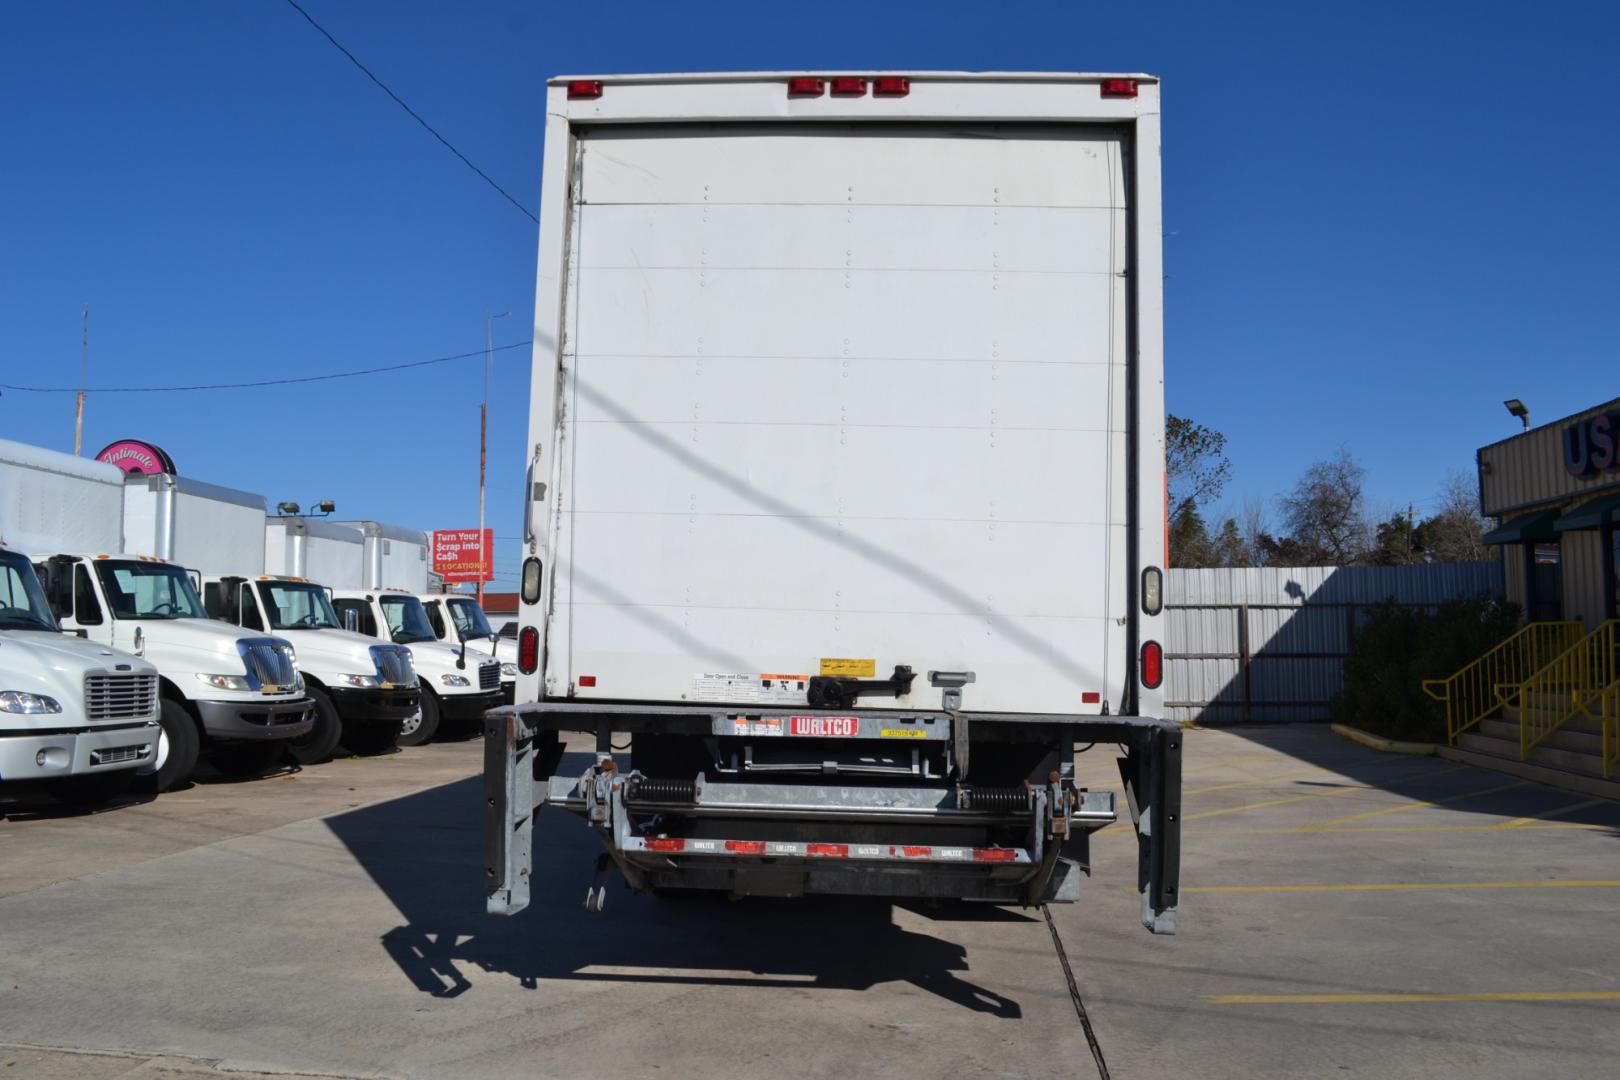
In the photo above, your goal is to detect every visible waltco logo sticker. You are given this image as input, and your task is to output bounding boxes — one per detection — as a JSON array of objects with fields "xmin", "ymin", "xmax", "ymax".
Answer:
[{"xmin": 789, "ymin": 715, "xmax": 859, "ymax": 737}]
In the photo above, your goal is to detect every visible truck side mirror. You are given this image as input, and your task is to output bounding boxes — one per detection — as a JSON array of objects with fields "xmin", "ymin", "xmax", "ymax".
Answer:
[{"xmin": 344, "ymin": 609, "xmax": 358, "ymax": 632}]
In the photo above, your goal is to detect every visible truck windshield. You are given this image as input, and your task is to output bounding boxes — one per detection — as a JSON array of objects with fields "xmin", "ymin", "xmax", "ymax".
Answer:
[
  {"xmin": 260, "ymin": 581, "xmax": 342, "ymax": 631},
  {"xmin": 94, "ymin": 561, "xmax": 207, "ymax": 620},
  {"xmin": 0, "ymin": 550, "xmax": 58, "ymax": 632},
  {"xmin": 444, "ymin": 598, "xmax": 495, "ymax": 640},
  {"xmin": 379, "ymin": 595, "xmax": 437, "ymax": 644}
]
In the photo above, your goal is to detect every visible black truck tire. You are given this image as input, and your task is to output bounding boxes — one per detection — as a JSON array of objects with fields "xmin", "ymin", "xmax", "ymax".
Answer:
[
  {"xmin": 210, "ymin": 741, "xmax": 288, "ymax": 779},
  {"xmin": 396, "ymin": 686, "xmax": 440, "ymax": 747},
  {"xmin": 133, "ymin": 697, "xmax": 201, "ymax": 794},
  {"xmin": 289, "ymin": 687, "xmax": 344, "ymax": 765}
]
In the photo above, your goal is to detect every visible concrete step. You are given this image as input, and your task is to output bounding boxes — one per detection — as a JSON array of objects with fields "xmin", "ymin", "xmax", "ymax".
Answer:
[
  {"xmin": 1438, "ymin": 745, "xmax": 1620, "ymax": 802},
  {"xmin": 1498, "ymin": 706, "xmax": 1603, "ymax": 735},
  {"xmin": 1477, "ymin": 717, "xmax": 1606, "ymax": 755},
  {"xmin": 1456, "ymin": 730, "xmax": 1523, "ymax": 759},
  {"xmin": 1529, "ymin": 743, "xmax": 1609, "ymax": 776}
]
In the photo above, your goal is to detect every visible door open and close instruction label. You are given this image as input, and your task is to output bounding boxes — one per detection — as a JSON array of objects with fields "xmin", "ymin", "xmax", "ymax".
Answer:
[{"xmin": 692, "ymin": 672, "xmax": 810, "ymax": 705}]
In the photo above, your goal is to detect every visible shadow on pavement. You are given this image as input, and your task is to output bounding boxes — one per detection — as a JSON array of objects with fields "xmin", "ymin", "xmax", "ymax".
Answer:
[{"xmin": 326, "ymin": 754, "xmax": 1024, "ymax": 1016}]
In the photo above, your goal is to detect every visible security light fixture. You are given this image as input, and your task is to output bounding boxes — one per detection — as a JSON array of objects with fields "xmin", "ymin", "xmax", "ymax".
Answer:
[
  {"xmin": 276, "ymin": 501, "xmax": 300, "ymax": 515},
  {"xmin": 1504, "ymin": 399, "xmax": 1530, "ymax": 431},
  {"xmin": 311, "ymin": 500, "xmax": 336, "ymax": 517}
]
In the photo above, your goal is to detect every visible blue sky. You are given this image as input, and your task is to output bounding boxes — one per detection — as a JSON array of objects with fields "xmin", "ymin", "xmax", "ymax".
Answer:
[{"xmin": 3, "ymin": 1, "xmax": 1617, "ymax": 585}]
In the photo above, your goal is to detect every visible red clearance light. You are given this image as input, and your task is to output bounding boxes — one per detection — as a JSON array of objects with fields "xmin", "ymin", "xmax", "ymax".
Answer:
[
  {"xmin": 644, "ymin": 838, "xmax": 685, "ymax": 853},
  {"xmin": 1100, "ymin": 78, "xmax": 1139, "ymax": 99},
  {"xmin": 567, "ymin": 80, "xmax": 604, "ymax": 100},
  {"xmin": 1141, "ymin": 640, "xmax": 1164, "ymax": 689},
  {"xmin": 518, "ymin": 625, "xmax": 539, "ymax": 674},
  {"xmin": 872, "ymin": 76, "xmax": 910, "ymax": 98},
  {"xmin": 973, "ymin": 848, "xmax": 1018, "ymax": 863},
  {"xmin": 829, "ymin": 77, "xmax": 867, "ymax": 97},
  {"xmin": 725, "ymin": 840, "xmax": 767, "ymax": 854},
  {"xmin": 807, "ymin": 842, "xmax": 849, "ymax": 858},
  {"xmin": 897, "ymin": 845, "xmax": 932, "ymax": 858},
  {"xmin": 787, "ymin": 77, "xmax": 824, "ymax": 98},
  {"xmin": 577, "ymin": 675, "xmax": 597, "ymax": 688},
  {"xmin": 1081, "ymin": 691, "xmax": 1101, "ymax": 704}
]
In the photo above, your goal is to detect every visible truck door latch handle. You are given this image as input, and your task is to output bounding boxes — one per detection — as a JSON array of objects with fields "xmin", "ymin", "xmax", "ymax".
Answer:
[{"xmin": 806, "ymin": 665, "xmax": 916, "ymax": 709}]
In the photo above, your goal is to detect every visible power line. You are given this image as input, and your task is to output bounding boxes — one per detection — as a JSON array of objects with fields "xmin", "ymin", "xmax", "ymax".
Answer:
[
  {"xmin": 282, "ymin": 0, "xmax": 539, "ymax": 225},
  {"xmin": 0, "ymin": 341, "xmax": 532, "ymax": 394}
]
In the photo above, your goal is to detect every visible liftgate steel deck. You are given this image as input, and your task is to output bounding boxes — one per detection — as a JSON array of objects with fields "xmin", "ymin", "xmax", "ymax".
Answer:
[{"xmin": 487, "ymin": 72, "xmax": 1180, "ymax": 933}]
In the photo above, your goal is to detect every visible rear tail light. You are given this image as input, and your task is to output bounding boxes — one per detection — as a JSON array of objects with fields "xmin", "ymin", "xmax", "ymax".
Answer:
[
  {"xmin": 644, "ymin": 838, "xmax": 685, "ymax": 853},
  {"xmin": 518, "ymin": 626, "xmax": 539, "ymax": 674},
  {"xmin": 1100, "ymin": 78, "xmax": 1139, "ymax": 99},
  {"xmin": 872, "ymin": 76, "xmax": 910, "ymax": 97},
  {"xmin": 725, "ymin": 840, "xmax": 767, "ymax": 854},
  {"xmin": 807, "ymin": 842, "xmax": 849, "ymax": 857},
  {"xmin": 973, "ymin": 848, "xmax": 1018, "ymax": 863},
  {"xmin": 787, "ymin": 77, "xmax": 824, "ymax": 98},
  {"xmin": 567, "ymin": 80, "xmax": 603, "ymax": 100},
  {"xmin": 1141, "ymin": 640, "xmax": 1163, "ymax": 690},
  {"xmin": 1142, "ymin": 566, "xmax": 1163, "ymax": 615},
  {"xmin": 829, "ymin": 77, "xmax": 866, "ymax": 97}
]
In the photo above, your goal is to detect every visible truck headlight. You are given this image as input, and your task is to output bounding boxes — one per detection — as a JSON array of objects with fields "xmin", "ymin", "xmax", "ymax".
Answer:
[
  {"xmin": 500, "ymin": 662, "xmax": 517, "ymax": 677},
  {"xmin": 439, "ymin": 674, "xmax": 471, "ymax": 687},
  {"xmin": 0, "ymin": 691, "xmax": 63, "ymax": 714},
  {"xmin": 340, "ymin": 674, "xmax": 381, "ymax": 688},
  {"xmin": 196, "ymin": 674, "xmax": 254, "ymax": 692}
]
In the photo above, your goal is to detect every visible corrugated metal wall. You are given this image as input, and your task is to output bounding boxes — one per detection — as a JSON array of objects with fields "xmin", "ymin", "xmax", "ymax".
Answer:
[
  {"xmin": 1479, "ymin": 397, "xmax": 1620, "ymax": 516},
  {"xmin": 1165, "ymin": 563, "xmax": 1504, "ymax": 725},
  {"xmin": 1561, "ymin": 529, "xmax": 1608, "ymax": 628}
]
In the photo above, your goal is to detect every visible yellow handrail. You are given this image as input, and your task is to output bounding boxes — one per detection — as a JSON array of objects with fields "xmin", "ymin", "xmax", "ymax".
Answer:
[
  {"xmin": 1578, "ymin": 680, "xmax": 1620, "ymax": 779},
  {"xmin": 1421, "ymin": 621, "xmax": 1583, "ymax": 744},
  {"xmin": 1506, "ymin": 620, "xmax": 1620, "ymax": 758}
]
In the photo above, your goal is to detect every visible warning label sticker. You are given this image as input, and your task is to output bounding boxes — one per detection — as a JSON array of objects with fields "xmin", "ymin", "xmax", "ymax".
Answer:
[
  {"xmin": 731, "ymin": 717, "xmax": 784, "ymax": 737},
  {"xmin": 691, "ymin": 673, "xmax": 809, "ymax": 706},
  {"xmin": 819, "ymin": 657, "xmax": 876, "ymax": 678},
  {"xmin": 879, "ymin": 728, "xmax": 928, "ymax": 739},
  {"xmin": 789, "ymin": 715, "xmax": 859, "ymax": 737}
]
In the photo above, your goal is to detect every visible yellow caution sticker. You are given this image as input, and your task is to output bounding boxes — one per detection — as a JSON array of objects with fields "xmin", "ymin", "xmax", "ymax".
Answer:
[
  {"xmin": 880, "ymin": 728, "xmax": 928, "ymax": 739},
  {"xmin": 819, "ymin": 657, "xmax": 876, "ymax": 677}
]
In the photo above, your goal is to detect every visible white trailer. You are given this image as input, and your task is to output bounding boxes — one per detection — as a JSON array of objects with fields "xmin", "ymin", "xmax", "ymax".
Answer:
[
  {"xmin": 122, "ymin": 473, "xmax": 267, "ymax": 574},
  {"xmin": 488, "ymin": 72, "xmax": 1180, "ymax": 929},
  {"xmin": 265, "ymin": 517, "xmax": 364, "ymax": 587},
  {"xmin": 332, "ymin": 521, "xmax": 429, "ymax": 594}
]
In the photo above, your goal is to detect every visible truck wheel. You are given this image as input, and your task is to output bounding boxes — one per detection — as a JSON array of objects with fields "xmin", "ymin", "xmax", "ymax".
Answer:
[
  {"xmin": 210, "ymin": 742, "xmax": 288, "ymax": 779},
  {"xmin": 47, "ymin": 769, "xmax": 137, "ymax": 806},
  {"xmin": 397, "ymin": 687, "xmax": 440, "ymax": 747},
  {"xmin": 340, "ymin": 720, "xmax": 400, "ymax": 756},
  {"xmin": 133, "ymin": 698, "xmax": 201, "ymax": 794},
  {"xmin": 289, "ymin": 688, "xmax": 344, "ymax": 765}
]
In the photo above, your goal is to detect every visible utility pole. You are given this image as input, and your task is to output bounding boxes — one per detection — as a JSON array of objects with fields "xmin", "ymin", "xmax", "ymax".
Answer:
[
  {"xmin": 479, "ymin": 310, "xmax": 510, "ymax": 606},
  {"xmin": 74, "ymin": 305, "xmax": 88, "ymax": 455}
]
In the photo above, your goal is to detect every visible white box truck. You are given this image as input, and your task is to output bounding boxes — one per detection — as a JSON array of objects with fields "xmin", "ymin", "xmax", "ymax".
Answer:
[
  {"xmin": 0, "ymin": 542, "xmax": 161, "ymax": 804},
  {"xmin": 330, "ymin": 588, "xmax": 503, "ymax": 742},
  {"xmin": 1, "ymin": 438, "xmax": 315, "ymax": 790},
  {"xmin": 418, "ymin": 592, "xmax": 517, "ymax": 703},
  {"xmin": 488, "ymin": 72, "xmax": 1180, "ymax": 929},
  {"xmin": 331, "ymin": 521, "xmax": 430, "ymax": 595}
]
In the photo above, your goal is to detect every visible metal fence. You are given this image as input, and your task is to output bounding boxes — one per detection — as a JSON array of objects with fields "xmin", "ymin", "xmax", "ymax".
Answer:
[{"xmin": 1165, "ymin": 564, "xmax": 1504, "ymax": 725}]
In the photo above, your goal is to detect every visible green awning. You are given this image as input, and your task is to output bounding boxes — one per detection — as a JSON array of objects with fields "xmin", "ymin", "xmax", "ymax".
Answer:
[
  {"xmin": 1555, "ymin": 493, "xmax": 1620, "ymax": 533},
  {"xmin": 1482, "ymin": 508, "xmax": 1560, "ymax": 545}
]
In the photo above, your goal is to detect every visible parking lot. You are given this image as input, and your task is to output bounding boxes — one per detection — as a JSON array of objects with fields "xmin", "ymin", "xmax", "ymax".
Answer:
[{"xmin": 3, "ymin": 725, "xmax": 1618, "ymax": 1080}]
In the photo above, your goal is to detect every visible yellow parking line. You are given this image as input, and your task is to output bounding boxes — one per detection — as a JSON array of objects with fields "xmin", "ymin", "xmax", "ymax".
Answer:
[
  {"xmin": 1183, "ymin": 765, "xmax": 1459, "ymax": 822},
  {"xmin": 1502, "ymin": 796, "xmax": 1611, "ymax": 828},
  {"xmin": 1208, "ymin": 990, "xmax": 1620, "ymax": 1005},
  {"xmin": 1306, "ymin": 778, "xmax": 1530, "ymax": 829},
  {"xmin": 1183, "ymin": 880, "xmax": 1620, "ymax": 895}
]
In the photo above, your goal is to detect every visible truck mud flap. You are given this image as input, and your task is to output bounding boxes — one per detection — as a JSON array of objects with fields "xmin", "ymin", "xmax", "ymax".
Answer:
[{"xmin": 1118, "ymin": 724, "xmax": 1181, "ymax": 934}]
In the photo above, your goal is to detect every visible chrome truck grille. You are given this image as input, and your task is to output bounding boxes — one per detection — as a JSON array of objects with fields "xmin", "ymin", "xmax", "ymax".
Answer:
[
  {"xmin": 372, "ymin": 645, "xmax": 416, "ymax": 686},
  {"xmin": 240, "ymin": 640, "xmax": 298, "ymax": 690},
  {"xmin": 479, "ymin": 660, "xmax": 500, "ymax": 691},
  {"xmin": 83, "ymin": 673, "xmax": 159, "ymax": 721}
]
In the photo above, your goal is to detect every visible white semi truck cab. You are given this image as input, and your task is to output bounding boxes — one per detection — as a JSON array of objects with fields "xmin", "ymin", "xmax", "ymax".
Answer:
[
  {"xmin": 35, "ymin": 553, "xmax": 314, "ymax": 790},
  {"xmin": 0, "ymin": 545, "xmax": 161, "ymax": 804},
  {"xmin": 418, "ymin": 593, "xmax": 516, "ymax": 705},
  {"xmin": 203, "ymin": 575, "xmax": 421, "ymax": 758},
  {"xmin": 330, "ymin": 588, "xmax": 502, "ymax": 743}
]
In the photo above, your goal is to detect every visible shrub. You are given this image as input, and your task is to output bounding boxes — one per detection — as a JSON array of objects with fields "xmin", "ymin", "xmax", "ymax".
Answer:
[{"xmin": 1331, "ymin": 594, "xmax": 1522, "ymax": 742}]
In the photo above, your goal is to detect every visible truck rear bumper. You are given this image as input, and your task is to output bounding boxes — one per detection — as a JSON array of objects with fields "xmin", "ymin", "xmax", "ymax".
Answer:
[
  {"xmin": 194, "ymin": 696, "xmax": 315, "ymax": 741},
  {"xmin": 0, "ymin": 720, "xmax": 160, "ymax": 782},
  {"xmin": 484, "ymin": 702, "xmax": 1181, "ymax": 932}
]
